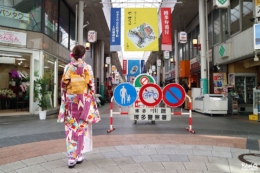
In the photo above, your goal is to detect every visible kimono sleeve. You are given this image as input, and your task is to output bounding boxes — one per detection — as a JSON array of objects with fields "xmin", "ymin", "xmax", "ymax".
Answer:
[
  {"xmin": 86, "ymin": 65, "xmax": 95, "ymax": 96},
  {"xmin": 57, "ymin": 64, "xmax": 71, "ymax": 123}
]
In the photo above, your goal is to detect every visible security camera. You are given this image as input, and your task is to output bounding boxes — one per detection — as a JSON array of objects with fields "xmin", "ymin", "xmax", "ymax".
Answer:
[
  {"xmin": 254, "ymin": 54, "xmax": 259, "ymax": 61},
  {"xmin": 249, "ymin": 18, "xmax": 255, "ymax": 23},
  {"xmin": 217, "ymin": 65, "xmax": 220, "ymax": 70},
  {"xmin": 83, "ymin": 21, "xmax": 90, "ymax": 28}
]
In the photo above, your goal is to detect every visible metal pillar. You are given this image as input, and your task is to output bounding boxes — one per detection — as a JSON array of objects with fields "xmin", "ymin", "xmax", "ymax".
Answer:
[
  {"xmin": 205, "ymin": 0, "xmax": 210, "ymax": 93},
  {"xmin": 100, "ymin": 41, "xmax": 105, "ymax": 98},
  {"xmin": 174, "ymin": 30, "xmax": 179, "ymax": 84},
  {"xmin": 199, "ymin": 0, "xmax": 208, "ymax": 94},
  {"xmin": 78, "ymin": 1, "xmax": 84, "ymax": 45},
  {"xmin": 157, "ymin": 58, "xmax": 160, "ymax": 85}
]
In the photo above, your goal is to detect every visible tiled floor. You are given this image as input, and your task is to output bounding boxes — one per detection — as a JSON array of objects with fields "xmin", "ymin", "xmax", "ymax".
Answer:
[{"xmin": 0, "ymin": 103, "xmax": 259, "ymax": 172}]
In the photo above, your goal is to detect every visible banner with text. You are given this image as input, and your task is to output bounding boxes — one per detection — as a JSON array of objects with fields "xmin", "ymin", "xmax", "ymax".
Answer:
[
  {"xmin": 160, "ymin": 8, "xmax": 172, "ymax": 51},
  {"xmin": 122, "ymin": 60, "xmax": 127, "ymax": 75},
  {"xmin": 110, "ymin": 8, "xmax": 121, "ymax": 51},
  {"xmin": 127, "ymin": 60, "xmax": 140, "ymax": 76},
  {"xmin": 124, "ymin": 8, "xmax": 158, "ymax": 51}
]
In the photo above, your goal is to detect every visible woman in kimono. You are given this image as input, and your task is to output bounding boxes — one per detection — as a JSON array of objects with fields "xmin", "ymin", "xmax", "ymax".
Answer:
[{"xmin": 57, "ymin": 45, "xmax": 100, "ymax": 168}]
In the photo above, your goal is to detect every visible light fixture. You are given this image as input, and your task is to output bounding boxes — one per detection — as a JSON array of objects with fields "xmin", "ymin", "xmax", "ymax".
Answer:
[
  {"xmin": 105, "ymin": 64, "xmax": 108, "ymax": 67},
  {"xmin": 254, "ymin": 54, "xmax": 259, "ymax": 61},
  {"xmin": 59, "ymin": 65, "xmax": 65, "ymax": 68},
  {"xmin": 0, "ymin": 54, "xmax": 21, "ymax": 57},
  {"xmin": 170, "ymin": 57, "xmax": 174, "ymax": 63},
  {"xmin": 16, "ymin": 58, "xmax": 26, "ymax": 61},
  {"xmin": 44, "ymin": 66, "xmax": 49, "ymax": 68},
  {"xmin": 86, "ymin": 42, "xmax": 90, "ymax": 50},
  {"xmin": 154, "ymin": 71, "xmax": 157, "ymax": 75},
  {"xmin": 47, "ymin": 60, "xmax": 54, "ymax": 64},
  {"xmin": 192, "ymin": 39, "xmax": 201, "ymax": 50}
]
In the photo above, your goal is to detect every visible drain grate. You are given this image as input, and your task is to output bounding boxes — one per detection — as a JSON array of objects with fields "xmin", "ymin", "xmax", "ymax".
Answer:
[{"xmin": 238, "ymin": 153, "xmax": 260, "ymax": 168}]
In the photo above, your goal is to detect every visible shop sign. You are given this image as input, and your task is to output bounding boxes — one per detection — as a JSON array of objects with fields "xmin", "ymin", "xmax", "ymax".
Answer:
[
  {"xmin": 254, "ymin": 24, "xmax": 260, "ymax": 49},
  {"xmin": 178, "ymin": 31, "xmax": 187, "ymax": 44},
  {"xmin": 106, "ymin": 57, "xmax": 111, "ymax": 64},
  {"xmin": 190, "ymin": 57, "xmax": 200, "ymax": 74},
  {"xmin": 152, "ymin": 65, "xmax": 156, "ymax": 71},
  {"xmin": 219, "ymin": 43, "xmax": 230, "ymax": 58},
  {"xmin": 163, "ymin": 51, "xmax": 169, "ymax": 59},
  {"xmin": 157, "ymin": 59, "xmax": 161, "ymax": 67},
  {"xmin": 122, "ymin": 60, "xmax": 127, "ymax": 75},
  {"xmin": 213, "ymin": 0, "xmax": 230, "ymax": 8},
  {"xmin": 0, "ymin": 29, "xmax": 26, "ymax": 45},
  {"xmin": 88, "ymin": 30, "xmax": 97, "ymax": 43},
  {"xmin": 0, "ymin": 7, "xmax": 29, "ymax": 22}
]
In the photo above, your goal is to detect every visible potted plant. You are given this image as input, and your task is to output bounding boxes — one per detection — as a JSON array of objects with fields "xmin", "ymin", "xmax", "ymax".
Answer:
[{"xmin": 34, "ymin": 71, "xmax": 53, "ymax": 120}]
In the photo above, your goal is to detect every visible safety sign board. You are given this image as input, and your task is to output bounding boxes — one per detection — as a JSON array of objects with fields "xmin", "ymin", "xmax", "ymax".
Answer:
[
  {"xmin": 114, "ymin": 83, "xmax": 137, "ymax": 107},
  {"xmin": 133, "ymin": 74, "xmax": 155, "ymax": 88},
  {"xmin": 139, "ymin": 83, "xmax": 162, "ymax": 107},
  {"xmin": 129, "ymin": 108, "xmax": 171, "ymax": 121},
  {"xmin": 162, "ymin": 83, "xmax": 186, "ymax": 107}
]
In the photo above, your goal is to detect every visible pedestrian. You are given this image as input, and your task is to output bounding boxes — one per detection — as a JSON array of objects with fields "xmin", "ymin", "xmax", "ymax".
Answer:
[
  {"xmin": 57, "ymin": 45, "xmax": 101, "ymax": 168},
  {"xmin": 181, "ymin": 81, "xmax": 189, "ymax": 109}
]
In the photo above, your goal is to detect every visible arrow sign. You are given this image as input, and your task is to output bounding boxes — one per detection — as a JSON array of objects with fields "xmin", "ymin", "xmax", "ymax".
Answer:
[{"xmin": 162, "ymin": 83, "xmax": 186, "ymax": 107}]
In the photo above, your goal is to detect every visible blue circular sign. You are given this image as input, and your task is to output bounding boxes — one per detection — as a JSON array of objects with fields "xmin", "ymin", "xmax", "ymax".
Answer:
[
  {"xmin": 162, "ymin": 83, "xmax": 186, "ymax": 107},
  {"xmin": 114, "ymin": 83, "xmax": 137, "ymax": 107}
]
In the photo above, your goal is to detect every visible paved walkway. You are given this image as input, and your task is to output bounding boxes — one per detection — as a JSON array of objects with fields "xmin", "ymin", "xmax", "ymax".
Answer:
[{"xmin": 0, "ymin": 103, "xmax": 260, "ymax": 173}]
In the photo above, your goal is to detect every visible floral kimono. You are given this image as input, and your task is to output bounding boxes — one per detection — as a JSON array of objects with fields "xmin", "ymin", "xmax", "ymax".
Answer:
[{"xmin": 57, "ymin": 61, "xmax": 100, "ymax": 160}]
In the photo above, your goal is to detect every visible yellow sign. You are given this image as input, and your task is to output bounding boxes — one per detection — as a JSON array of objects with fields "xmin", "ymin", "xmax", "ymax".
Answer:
[
  {"xmin": 256, "ymin": 0, "xmax": 260, "ymax": 6},
  {"xmin": 124, "ymin": 8, "xmax": 158, "ymax": 51}
]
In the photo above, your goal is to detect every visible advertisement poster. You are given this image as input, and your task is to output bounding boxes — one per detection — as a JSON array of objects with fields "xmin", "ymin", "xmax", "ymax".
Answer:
[
  {"xmin": 160, "ymin": 8, "xmax": 172, "ymax": 51},
  {"xmin": 254, "ymin": 24, "xmax": 260, "ymax": 49},
  {"xmin": 124, "ymin": 8, "xmax": 158, "ymax": 51},
  {"xmin": 127, "ymin": 60, "xmax": 140, "ymax": 76},
  {"xmin": 213, "ymin": 73, "xmax": 227, "ymax": 95},
  {"xmin": 110, "ymin": 8, "xmax": 121, "ymax": 51}
]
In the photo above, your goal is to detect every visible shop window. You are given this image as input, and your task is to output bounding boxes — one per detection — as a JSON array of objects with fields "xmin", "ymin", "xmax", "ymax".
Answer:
[
  {"xmin": 44, "ymin": 0, "xmax": 58, "ymax": 41},
  {"xmin": 0, "ymin": 0, "xmax": 42, "ymax": 31},
  {"xmin": 59, "ymin": 0, "xmax": 69, "ymax": 48},
  {"xmin": 230, "ymin": 0, "xmax": 240, "ymax": 35},
  {"xmin": 192, "ymin": 29, "xmax": 197, "ymax": 57},
  {"xmin": 242, "ymin": 0, "xmax": 253, "ymax": 31},
  {"xmin": 221, "ymin": 9, "xmax": 229, "ymax": 41},
  {"xmin": 43, "ymin": 53, "xmax": 55, "ymax": 109},
  {"xmin": 57, "ymin": 60, "xmax": 67, "ymax": 105},
  {"xmin": 70, "ymin": 13, "xmax": 76, "ymax": 51},
  {"xmin": 213, "ymin": 9, "xmax": 220, "ymax": 45}
]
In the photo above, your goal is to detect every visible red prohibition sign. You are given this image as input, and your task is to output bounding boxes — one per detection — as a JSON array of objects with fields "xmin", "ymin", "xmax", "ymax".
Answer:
[
  {"xmin": 139, "ymin": 83, "xmax": 162, "ymax": 107},
  {"xmin": 162, "ymin": 83, "xmax": 186, "ymax": 107},
  {"xmin": 140, "ymin": 76, "xmax": 149, "ymax": 86}
]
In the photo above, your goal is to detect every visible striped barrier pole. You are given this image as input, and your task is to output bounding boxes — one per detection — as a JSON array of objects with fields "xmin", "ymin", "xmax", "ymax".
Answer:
[
  {"xmin": 107, "ymin": 96, "xmax": 115, "ymax": 133},
  {"xmin": 186, "ymin": 95, "xmax": 195, "ymax": 133}
]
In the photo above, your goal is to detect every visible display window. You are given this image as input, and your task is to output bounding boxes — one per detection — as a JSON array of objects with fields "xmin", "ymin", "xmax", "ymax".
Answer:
[{"xmin": 0, "ymin": 51, "xmax": 31, "ymax": 114}]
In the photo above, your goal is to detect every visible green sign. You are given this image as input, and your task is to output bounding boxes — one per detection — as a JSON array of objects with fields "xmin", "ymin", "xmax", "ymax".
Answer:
[
  {"xmin": 219, "ymin": 45, "xmax": 225, "ymax": 57},
  {"xmin": 134, "ymin": 74, "xmax": 155, "ymax": 88},
  {"xmin": 218, "ymin": 0, "xmax": 227, "ymax": 5}
]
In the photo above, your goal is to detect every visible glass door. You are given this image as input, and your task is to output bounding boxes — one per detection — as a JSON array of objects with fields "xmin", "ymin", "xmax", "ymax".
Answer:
[
  {"xmin": 235, "ymin": 76, "xmax": 245, "ymax": 104},
  {"xmin": 246, "ymin": 77, "xmax": 255, "ymax": 104}
]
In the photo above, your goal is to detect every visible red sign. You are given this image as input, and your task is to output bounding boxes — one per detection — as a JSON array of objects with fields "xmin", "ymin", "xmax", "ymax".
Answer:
[
  {"xmin": 139, "ymin": 83, "xmax": 162, "ymax": 107},
  {"xmin": 161, "ymin": 8, "xmax": 172, "ymax": 51},
  {"xmin": 162, "ymin": 83, "xmax": 186, "ymax": 107},
  {"xmin": 122, "ymin": 60, "xmax": 127, "ymax": 75},
  {"xmin": 140, "ymin": 76, "xmax": 149, "ymax": 86}
]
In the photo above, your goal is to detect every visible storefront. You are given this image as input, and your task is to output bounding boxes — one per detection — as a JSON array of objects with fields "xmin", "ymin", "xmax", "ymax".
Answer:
[{"xmin": 0, "ymin": 28, "xmax": 68, "ymax": 116}]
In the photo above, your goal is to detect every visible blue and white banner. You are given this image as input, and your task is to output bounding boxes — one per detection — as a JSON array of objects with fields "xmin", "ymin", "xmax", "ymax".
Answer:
[
  {"xmin": 141, "ymin": 60, "xmax": 145, "ymax": 73},
  {"xmin": 127, "ymin": 60, "xmax": 140, "ymax": 76},
  {"xmin": 110, "ymin": 8, "xmax": 121, "ymax": 51}
]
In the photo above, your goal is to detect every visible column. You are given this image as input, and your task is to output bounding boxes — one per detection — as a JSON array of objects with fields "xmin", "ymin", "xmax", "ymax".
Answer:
[
  {"xmin": 100, "ymin": 41, "xmax": 105, "ymax": 98},
  {"xmin": 78, "ymin": 1, "xmax": 84, "ymax": 45},
  {"xmin": 53, "ymin": 59, "xmax": 58, "ymax": 107},
  {"xmin": 94, "ymin": 42, "xmax": 100, "ymax": 94},
  {"xmin": 199, "ymin": 0, "xmax": 208, "ymax": 94},
  {"xmin": 174, "ymin": 30, "xmax": 179, "ymax": 84}
]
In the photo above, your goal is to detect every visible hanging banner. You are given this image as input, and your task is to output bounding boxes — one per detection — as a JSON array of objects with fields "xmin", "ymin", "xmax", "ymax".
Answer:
[
  {"xmin": 141, "ymin": 60, "xmax": 145, "ymax": 73},
  {"xmin": 122, "ymin": 60, "xmax": 127, "ymax": 75},
  {"xmin": 127, "ymin": 60, "xmax": 140, "ymax": 76},
  {"xmin": 110, "ymin": 8, "xmax": 121, "ymax": 51},
  {"xmin": 124, "ymin": 8, "xmax": 158, "ymax": 51},
  {"xmin": 160, "ymin": 8, "xmax": 172, "ymax": 51}
]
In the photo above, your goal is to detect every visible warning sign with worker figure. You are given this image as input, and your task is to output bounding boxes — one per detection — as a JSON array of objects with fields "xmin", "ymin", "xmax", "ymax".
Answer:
[{"xmin": 114, "ymin": 83, "xmax": 137, "ymax": 107}]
